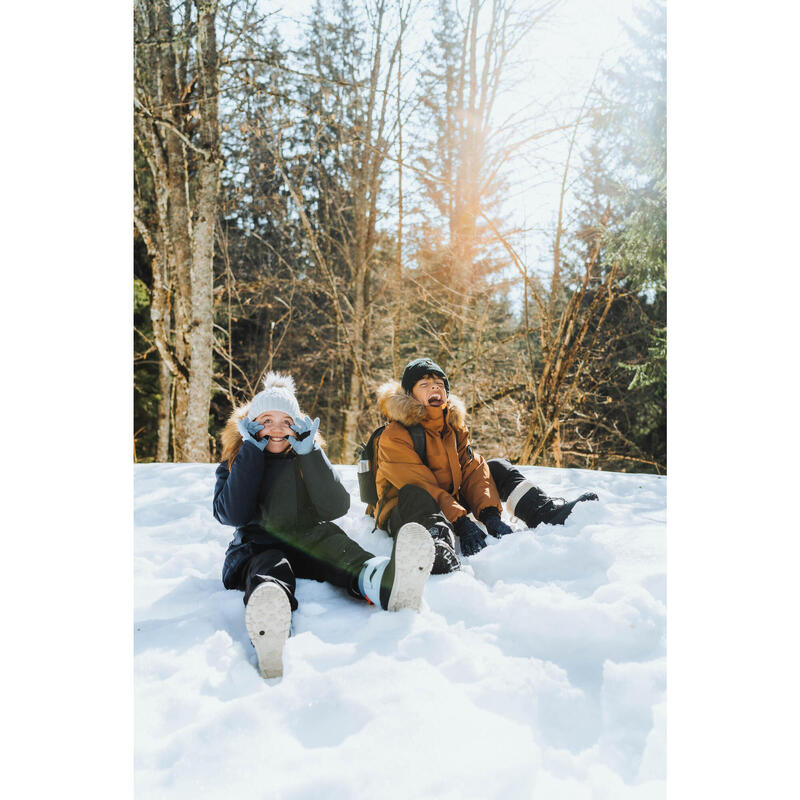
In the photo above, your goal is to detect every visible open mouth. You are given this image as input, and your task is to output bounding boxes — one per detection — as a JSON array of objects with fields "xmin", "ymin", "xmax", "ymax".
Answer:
[{"xmin": 427, "ymin": 394, "xmax": 444, "ymax": 407}]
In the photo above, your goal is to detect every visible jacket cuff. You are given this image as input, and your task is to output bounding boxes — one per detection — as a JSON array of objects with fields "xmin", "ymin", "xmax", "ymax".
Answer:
[
  {"xmin": 478, "ymin": 506, "xmax": 501, "ymax": 523},
  {"xmin": 441, "ymin": 498, "xmax": 468, "ymax": 524},
  {"xmin": 452, "ymin": 514, "xmax": 470, "ymax": 536},
  {"xmin": 239, "ymin": 438, "xmax": 266, "ymax": 457}
]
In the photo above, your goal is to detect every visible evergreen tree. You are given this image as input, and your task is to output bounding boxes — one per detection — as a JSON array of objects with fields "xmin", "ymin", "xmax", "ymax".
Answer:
[
  {"xmin": 566, "ymin": 0, "xmax": 667, "ymax": 471},
  {"xmin": 589, "ymin": 0, "xmax": 666, "ymax": 387}
]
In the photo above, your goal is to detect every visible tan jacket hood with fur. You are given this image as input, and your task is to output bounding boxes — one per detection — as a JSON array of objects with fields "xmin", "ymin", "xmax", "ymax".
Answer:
[{"xmin": 376, "ymin": 380, "xmax": 467, "ymax": 431}]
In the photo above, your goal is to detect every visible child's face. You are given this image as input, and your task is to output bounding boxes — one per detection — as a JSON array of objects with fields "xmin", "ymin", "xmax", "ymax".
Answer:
[
  {"xmin": 253, "ymin": 410, "xmax": 294, "ymax": 453},
  {"xmin": 411, "ymin": 374, "xmax": 447, "ymax": 408}
]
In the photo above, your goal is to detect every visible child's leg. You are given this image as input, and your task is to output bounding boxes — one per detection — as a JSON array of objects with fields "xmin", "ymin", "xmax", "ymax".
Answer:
[
  {"xmin": 386, "ymin": 484, "xmax": 460, "ymax": 574},
  {"xmin": 242, "ymin": 548, "xmax": 297, "ymax": 609},
  {"xmin": 241, "ymin": 549, "xmax": 294, "ymax": 679},
  {"xmin": 287, "ymin": 522, "xmax": 375, "ymax": 598},
  {"xmin": 487, "ymin": 458, "xmax": 598, "ymax": 528},
  {"xmin": 487, "ymin": 458, "xmax": 534, "ymax": 502},
  {"xmin": 289, "ymin": 520, "xmax": 434, "ymax": 612}
]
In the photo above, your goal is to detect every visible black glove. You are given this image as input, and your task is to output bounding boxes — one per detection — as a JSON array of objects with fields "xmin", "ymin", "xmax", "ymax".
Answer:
[
  {"xmin": 453, "ymin": 515, "xmax": 487, "ymax": 556},
  {"xmin": 479, "ymin": 507, "xmax": 512, "ymax": 538}
]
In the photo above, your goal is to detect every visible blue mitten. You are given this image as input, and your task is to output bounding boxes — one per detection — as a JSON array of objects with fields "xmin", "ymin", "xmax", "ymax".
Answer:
[
  {"xmin": 479, "ymin": 507, "xmax": 513, "ymax": 538},
  {"xmin": 453, "ymin": 515, "xmax": 487, "ymax": 556},
  {"xmin": 237, "ymin": 418, "xmax": 267, "ymax": 451},
  {"xmin": 289, "ymin": 415, "xmax": 320, "ymax": 455}
]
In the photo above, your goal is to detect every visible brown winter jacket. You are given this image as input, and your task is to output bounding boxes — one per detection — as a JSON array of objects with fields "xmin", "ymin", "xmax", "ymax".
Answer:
[{"xmin": 373, "ymin": 380, "xmax": 501, "ymax": 528}]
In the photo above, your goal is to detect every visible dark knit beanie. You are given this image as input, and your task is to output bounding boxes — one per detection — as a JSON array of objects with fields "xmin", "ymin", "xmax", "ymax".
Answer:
[{"xmin": 401, "ymin": 357, "xmax": 450, "ymax": 396}]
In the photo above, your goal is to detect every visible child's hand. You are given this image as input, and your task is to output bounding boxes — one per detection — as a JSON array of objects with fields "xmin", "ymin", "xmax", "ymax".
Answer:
[
  {"xmin": 479, "ymin": 507, "xmax": 513, "ymax": 538},
  {"xmin": 237, "ymin": 418, "xmax": 268, "ymax": 451},
  {"xmin": 289, "ymin": 416, "xmax": 319, "ymax": 455},
  {"xmin": 453, "ymin": 516, "xmax": 487, "ymax": 556}
]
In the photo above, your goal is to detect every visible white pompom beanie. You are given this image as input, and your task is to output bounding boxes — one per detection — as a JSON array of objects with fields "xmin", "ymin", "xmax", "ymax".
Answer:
[{"xmin": 247, "ymin": 372, "xmax": 302, "ymax": 421}]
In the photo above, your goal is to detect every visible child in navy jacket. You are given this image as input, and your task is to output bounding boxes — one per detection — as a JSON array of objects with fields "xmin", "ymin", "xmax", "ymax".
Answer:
[{"xmin": 213, "ymin": 372, "xmax": 434, "ymax": 679}]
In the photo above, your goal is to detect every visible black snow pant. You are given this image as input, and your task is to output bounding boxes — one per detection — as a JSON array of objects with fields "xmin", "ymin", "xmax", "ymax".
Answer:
[
  {"xmin": 387, "ymin": 465, "xmax": 529, "ymax": 533},
  {"xmin": 487, "ymin": 458, "xmax": 530, "ymax": 502},
  {"xmin": 235, "ymin": 522, "xmax": 373, "ymax": 609},
  {"xmin": 487, "ymin": 457, "xmax": 598, "ymax": 527},
  {"xmin": 386, "ymin": 484, "xmax": 451, "ymax": 538},
  {"xmin": 386, "ymin": 484, "xmax": 460, "ymax": 574}
]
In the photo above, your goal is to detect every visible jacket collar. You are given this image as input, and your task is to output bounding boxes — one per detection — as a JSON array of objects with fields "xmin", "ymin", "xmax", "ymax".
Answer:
[{"xmin": 376, "ymin": 380, "xmax": 467, "ymax": 429}]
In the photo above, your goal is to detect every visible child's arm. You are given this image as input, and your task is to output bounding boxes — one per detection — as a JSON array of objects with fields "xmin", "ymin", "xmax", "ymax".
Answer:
[
  {"xmin": 456, "ymin": 427, "xmax": 502, "ymax": 517},
  {"xmin": 296, "ymin": 447, "xmax": 351, "ymax": 521},
  {"xmin": 378, "ymin": 425, "xmax": 469, "ymax": 523},
  {"xmin": 212, "ymin": 441, "xmax": 266, "ymax": 527}
]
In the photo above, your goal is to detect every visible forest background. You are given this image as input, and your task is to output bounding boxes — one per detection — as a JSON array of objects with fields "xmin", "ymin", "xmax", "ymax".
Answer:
[
  {"xmin": 133, "ymin": 0, "xmax": 666, "ymax": 472},
  {"xmin": 9, "ymin": 3, "xmax": 800, "ymax": 797}
]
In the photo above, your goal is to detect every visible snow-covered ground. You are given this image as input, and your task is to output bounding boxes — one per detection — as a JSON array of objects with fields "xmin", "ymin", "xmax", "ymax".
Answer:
[{"xmin": 134, "ymin": 464, "xmax": 666, "ymax": 799}]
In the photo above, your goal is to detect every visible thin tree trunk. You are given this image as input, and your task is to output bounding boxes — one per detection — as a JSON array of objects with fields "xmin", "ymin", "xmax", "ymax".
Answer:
[
  {"xmin": 156, "ymin": 356, "xmax": 172, "ymax": 462},
  {"xmin": 153, "ymin": 0, "xmax": 194, "ymax": 454},
  {"xmin": 183, "ymin": 0, "xmax": 220, "ymax": 462},
  {"xmin": 392, "ymin": 16, "xmax": 404, "ymax": 378}
]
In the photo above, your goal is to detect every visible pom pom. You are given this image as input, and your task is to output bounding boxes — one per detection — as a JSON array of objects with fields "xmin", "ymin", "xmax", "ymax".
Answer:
[{"xmin": 262, "ymin": 372, "xmax": 296, "ymax": 394}]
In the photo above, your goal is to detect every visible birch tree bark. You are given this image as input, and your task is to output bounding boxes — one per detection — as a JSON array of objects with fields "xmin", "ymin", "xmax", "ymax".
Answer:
[
  {"xmin": 134, "ymin": 0, "xmax": 220, "ymax": 462},
  {"xmin": 157, "ymin": 358, "xmax": 172, "ymax": 462},
  {"xmin": 182, "ymin": 0, "xmax": 220, "ymax": 461}
]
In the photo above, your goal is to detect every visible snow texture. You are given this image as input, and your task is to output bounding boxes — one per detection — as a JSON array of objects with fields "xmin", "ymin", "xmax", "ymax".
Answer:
[{"xmin": 135, "ymin": 463, "xmax": 666, "ymax": 799}]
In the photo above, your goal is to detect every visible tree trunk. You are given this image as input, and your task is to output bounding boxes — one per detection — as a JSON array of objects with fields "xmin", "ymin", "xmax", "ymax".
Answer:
[
  {"xmin": 182, "ymin": 0, "xmax": 220, "ymax": 462},
  {"xmin": 341, "ymin": 282, "xmax": 365, "ymax": 460},
  {"xmin": 156, "ymin": 356, "xmax": 172, "ymax": 462},
  {"xmin": 154, "ymin": 0, "xmax": 194, "ymax": 454}
]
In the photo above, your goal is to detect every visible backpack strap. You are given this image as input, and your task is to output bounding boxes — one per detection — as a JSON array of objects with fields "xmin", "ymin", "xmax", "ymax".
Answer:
[{"xmin": 406, "ymin": 424, "xmax": 426, "ymax": 464}]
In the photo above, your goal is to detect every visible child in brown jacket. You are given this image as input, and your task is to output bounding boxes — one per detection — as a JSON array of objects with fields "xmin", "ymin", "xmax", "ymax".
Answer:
[{"xmin": 371, "ymin": 358, "xmax": 598, "ymax": 573}]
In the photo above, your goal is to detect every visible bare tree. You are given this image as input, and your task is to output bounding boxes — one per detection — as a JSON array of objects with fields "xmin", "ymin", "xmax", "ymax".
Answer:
[
  {"xmin": 262, "ymin": 0, "xmax": 418, "ymax": 459},
  {"xmin": 411, "ymin": 0, "xmax": 559, "ymax": 380},
  {"xmin": 134, "ymin": 0, "xmax": 221, "ymax": 461}
]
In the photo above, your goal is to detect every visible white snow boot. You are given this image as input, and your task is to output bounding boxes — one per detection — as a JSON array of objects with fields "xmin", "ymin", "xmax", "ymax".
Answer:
[
  {"xmin": 244, "ymin": 581, "xmax": 292, "ymax": 679},
  {"xmin": 359, "ymin": 522, "xmax": 435, "ymax": 611}
]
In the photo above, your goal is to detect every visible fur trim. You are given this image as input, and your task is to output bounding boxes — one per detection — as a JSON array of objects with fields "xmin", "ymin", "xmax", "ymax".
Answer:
[
  {"xmin": 220, "ymin": 404, "xmax": 251, "ymax": 469},
  {"xmin": 376, "ymin": 380, "xmax": 467, "ymax": 429},
  {"xmin": 219, "ymin": 401, "xmax": 325, "ymax": 469}
]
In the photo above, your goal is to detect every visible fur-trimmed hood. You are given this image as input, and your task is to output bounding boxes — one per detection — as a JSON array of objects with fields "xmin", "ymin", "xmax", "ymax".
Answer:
[
  {"xmin": 219, "ymin": 403, "xmax": 324, "ymax": 469},
  {"xmin": 376, "ymin": 380, "xmax": 467, "ymax": 429}
]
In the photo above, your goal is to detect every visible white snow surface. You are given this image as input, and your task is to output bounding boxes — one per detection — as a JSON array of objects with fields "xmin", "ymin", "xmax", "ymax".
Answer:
[{"xmin": 135, "ymin": 463, "xmax": 666, "ymax": 799}]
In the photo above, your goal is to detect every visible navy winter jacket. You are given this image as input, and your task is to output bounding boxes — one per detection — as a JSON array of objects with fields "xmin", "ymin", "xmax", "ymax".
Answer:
[{"xmin": 213, "ymin": 440, "xmax": 350, "ymax": 587}]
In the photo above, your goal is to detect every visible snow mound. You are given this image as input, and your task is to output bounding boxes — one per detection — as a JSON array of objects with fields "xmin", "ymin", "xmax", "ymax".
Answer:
[{"xmin": 135, "ymin": 463, "xmax": 666, "ymax": 799}]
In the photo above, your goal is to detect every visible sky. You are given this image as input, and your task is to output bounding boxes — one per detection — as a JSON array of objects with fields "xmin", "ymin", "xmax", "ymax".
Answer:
[
  {"xmin": 489, "ymin": 0, "xmax": 642, "ymax": 271},
  {"xmin": 265, "ymin": 0, "xmax": 643, "ymax": 282}
]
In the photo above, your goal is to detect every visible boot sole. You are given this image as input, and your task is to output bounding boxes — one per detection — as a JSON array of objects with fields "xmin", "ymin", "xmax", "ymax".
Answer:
[
  {"xmin": 387, "ymin": 523, "xmax": 435, "ymax": 612},
  {"xmin": 244, "ymin": 582, "xmax": 292, "ymax": 679}
]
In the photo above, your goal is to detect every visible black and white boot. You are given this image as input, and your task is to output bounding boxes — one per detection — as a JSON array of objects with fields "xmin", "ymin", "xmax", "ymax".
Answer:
[
  {"xmin": 244, "ymin": 581, "xmax": 292, "ymax": 679},
  {"xmin": 359, "ymin": 522, "xmax": 435, "ymax": 611},
  {"xmin": 506, "ymin": 481, "xmax": 599, "ymax": 528},
  {"xmin": 428, "ymin": 521, "xmax": 461, "ymax": 574}
]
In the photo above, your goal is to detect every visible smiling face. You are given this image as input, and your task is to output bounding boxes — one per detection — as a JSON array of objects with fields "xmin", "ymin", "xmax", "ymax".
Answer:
[
  {"xmin": 253, "ymin": 410, "xmax": 295, "ymax": 453},
  {"xmin": 411, "ymin": 374, "xmax": 447, "ymax": 408}
]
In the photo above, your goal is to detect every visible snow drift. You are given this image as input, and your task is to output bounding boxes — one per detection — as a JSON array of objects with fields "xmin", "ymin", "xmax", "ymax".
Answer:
[{"xmin": 134, "ymin": 463, "xmax": 666, "ymax": 799}]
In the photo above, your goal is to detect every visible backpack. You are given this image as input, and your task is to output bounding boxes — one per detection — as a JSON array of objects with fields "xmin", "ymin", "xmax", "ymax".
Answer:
[{"xmin": 356, "ymin": 423, "xmax": 426, "ymax": 509}]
